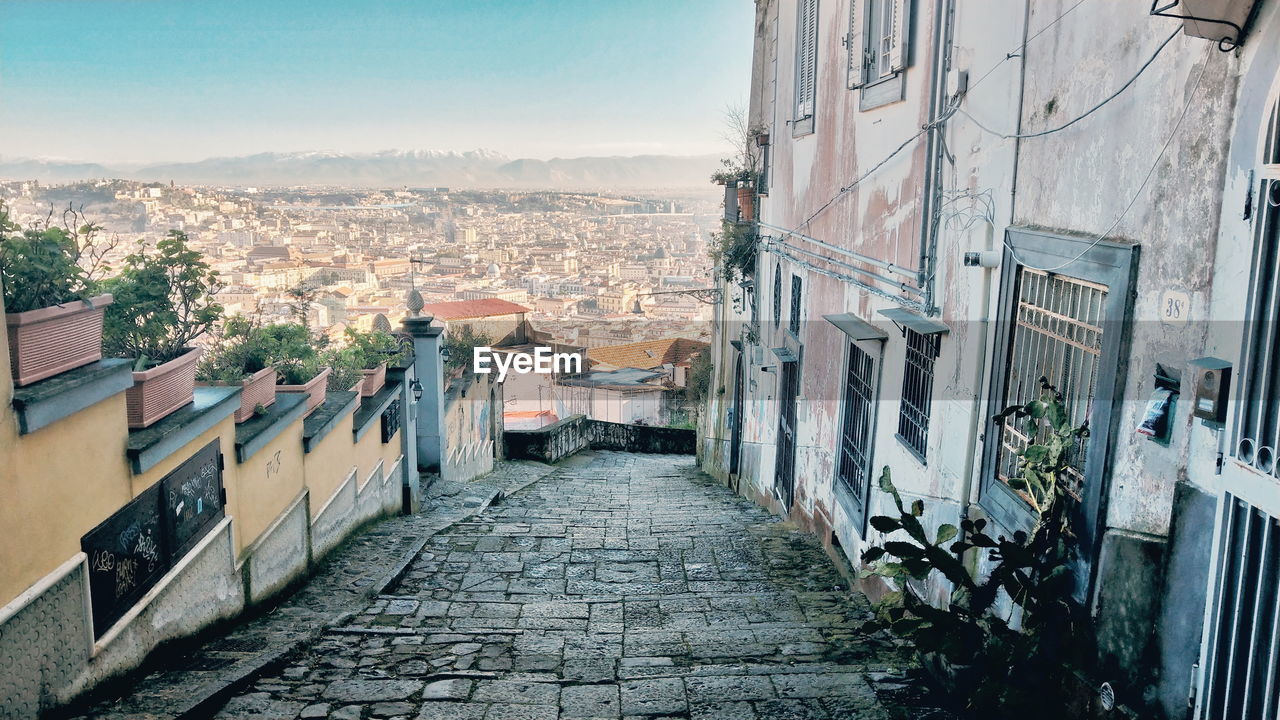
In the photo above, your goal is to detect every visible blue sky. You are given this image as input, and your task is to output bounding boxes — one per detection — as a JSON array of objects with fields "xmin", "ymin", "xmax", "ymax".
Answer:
[{"xmin": 0, "ymin": 0, "xmax": 754, "ymax": 164}]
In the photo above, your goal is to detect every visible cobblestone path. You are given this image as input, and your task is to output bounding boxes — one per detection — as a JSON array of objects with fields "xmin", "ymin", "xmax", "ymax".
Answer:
[{"xmin": 209, "ymin": 451, "xmax": 950, "ymax": 720}]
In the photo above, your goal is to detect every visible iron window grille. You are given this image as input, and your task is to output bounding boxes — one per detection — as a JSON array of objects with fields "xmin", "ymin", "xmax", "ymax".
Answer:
[
  {"xmin": 993, "ymin": 267, "xmax": 1106, "ymax": 503},
  {"xmin": 896, "ymin": 328, "xmax": 938, "ymax": 460},
  {"xmin": 837, "ymin": 341, "xmax": 877, "ymax": 530}
]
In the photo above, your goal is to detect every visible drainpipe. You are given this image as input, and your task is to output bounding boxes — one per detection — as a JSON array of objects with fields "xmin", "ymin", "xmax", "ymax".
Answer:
[
  {"xmin": 960, "ymin": 0, "xmax": 1033, "ymax": 517},
  {"xmin": 919, "ymin": 0, "xmax": 955, "ymax": 314}
]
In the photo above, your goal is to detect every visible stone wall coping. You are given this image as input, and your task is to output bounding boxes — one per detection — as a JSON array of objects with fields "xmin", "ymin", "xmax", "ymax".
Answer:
[
  {"xmin": 11, "ymin": 359, "xmax": 134, "ymax": 435},
  {"xmin": 353, "ymin": 381, "xmax": 402, "ymax": 443},
  {"xmin": 234, "ymin": 393, "xmax": 308, "ymax": 463},
  {"xmin": 302, "ymin": 391, "xmax": 359, "ymax": 454},
  {"xmin": 127, "ymin": 387, "xmax": 240, "ymax": 474}
]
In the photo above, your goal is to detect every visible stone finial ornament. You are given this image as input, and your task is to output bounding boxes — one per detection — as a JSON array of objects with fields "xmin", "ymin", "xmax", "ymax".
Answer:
[{"xmin": 407, "ymin": 289, "xmax": 425, "ymax": 317}]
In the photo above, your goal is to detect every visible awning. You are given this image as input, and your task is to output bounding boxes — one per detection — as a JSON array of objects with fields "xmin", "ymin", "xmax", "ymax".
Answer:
[
  {"xmin": 824, "ymin": 313, "xmax": 888, "ymax": 342},
  {"xmin": 879, "ymin": 308, "xmax": 950, "ymax": 335},
  {"xmin": 771, "ymin": 346, "xmax": 799, "ymax": 362}
]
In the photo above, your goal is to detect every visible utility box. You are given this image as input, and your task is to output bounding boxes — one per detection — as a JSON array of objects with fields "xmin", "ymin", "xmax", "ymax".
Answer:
[
  {"xmin": 1151, "ymin": 0, "xmax": 1258, "ymax": 46},
  {"xmin": 1190, "ymin": 357, "xmax": 1232, "ymax": 425}
]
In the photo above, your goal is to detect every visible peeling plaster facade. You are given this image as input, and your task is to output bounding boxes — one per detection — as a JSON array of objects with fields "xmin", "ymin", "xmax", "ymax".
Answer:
[{"xmin": 700, "ymin": 0, "xmax": 1280, "ymax": 717}]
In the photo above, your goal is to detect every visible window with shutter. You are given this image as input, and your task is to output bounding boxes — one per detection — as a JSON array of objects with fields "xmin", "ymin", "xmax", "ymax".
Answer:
[
  {"xmin": 793, "ymin": 0, "xmax": 818, "ymax": 135},
  {"xmin": 854, "ymin": 0, "xmax": 913, "ymax": 110}
]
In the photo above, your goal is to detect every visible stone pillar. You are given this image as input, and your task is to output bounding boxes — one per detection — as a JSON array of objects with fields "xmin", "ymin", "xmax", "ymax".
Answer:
[{"xmin": 403, "ymin": 314, "xmax": 446, "ymax": 477}]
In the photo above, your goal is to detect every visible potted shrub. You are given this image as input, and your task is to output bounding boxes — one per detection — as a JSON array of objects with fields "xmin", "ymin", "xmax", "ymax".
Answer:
[
  {"xmin": 0, "ymin": 204, "xmax": 116, "ymax": 385},
  {"xmin": 101, "ymin": 231, "xmax": 223, "ymax": 428},
  {"xmin": 323, "ymin": 345, "xmax": 365, "ymax": 395},
  {"xmin": 264, "ymin": 322, "xmax": 330, "ymax": 416},
  {"xmin": 196, "ymin": 317, "xmax": 278, "ymax": 423},
  {"xmin": 344, "ymin": 327, "xmax": 406, "ymax": 397}
]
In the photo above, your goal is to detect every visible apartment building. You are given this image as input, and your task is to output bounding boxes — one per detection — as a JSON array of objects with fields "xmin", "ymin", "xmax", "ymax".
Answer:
[{"xmin": 700, "ymin": 1, "xmax": 1280, "ymax": 717}]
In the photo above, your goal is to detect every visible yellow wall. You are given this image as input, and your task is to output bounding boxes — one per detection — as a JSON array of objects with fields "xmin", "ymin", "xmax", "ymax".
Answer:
[
  {"xmin": 381, "ymin": 426, "xmax": 403, "ymax": 473},
  {"xmin": 230, "ymin": 423, "xmax": 306, "ymax": 555},
  {"xmin": 303, "ymin": 414, "xmax": 358, "ymax": 514},
  {"xmin": 1, "ymin": 281, "xmax": 405, "ymax": 607},
  {"xmin": 0, "ymin": 392, "xmax": 136, "ymax": 602},
  {"xmin": 353, "ymin": 424, "xmax": 385, "ymax": 486}
]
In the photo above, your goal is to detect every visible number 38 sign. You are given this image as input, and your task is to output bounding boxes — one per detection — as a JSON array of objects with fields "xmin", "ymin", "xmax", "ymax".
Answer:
[{"xmin": 1160, "ymin": 289, "xmax": 1190, "ymax": 326}]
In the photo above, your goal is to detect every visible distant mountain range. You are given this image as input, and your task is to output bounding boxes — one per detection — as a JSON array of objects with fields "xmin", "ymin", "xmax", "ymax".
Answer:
[{"xmin": 0, "ymin": 149, "xmax": 725, "ymax": 190}]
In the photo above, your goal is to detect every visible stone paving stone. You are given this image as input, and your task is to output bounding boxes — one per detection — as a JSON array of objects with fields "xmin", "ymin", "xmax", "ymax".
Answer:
[
  {"xmin": 620, "ymin": 677, "xmax": 688, "ymax": 715},
  {"xmin": 322, "ymin": 679, "xmax": 422, "ymax": 702},
  {"xmin": 95, "ymin": 451, "xmax": 956, "ymax": 720},
  {"xmin": 561, "ymin": 684, "xmax": 622, "ymax": 717}
]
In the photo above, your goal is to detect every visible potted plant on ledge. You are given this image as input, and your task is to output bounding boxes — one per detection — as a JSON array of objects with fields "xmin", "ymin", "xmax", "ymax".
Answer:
[
  {"xmin": 101, "ymin": 231, "xmax": 223, "ymax": 428},
  {"xmin": 196, "ymin": 317, "xmax": 278, "ymax": 423},
  {"xmin": 264, "ymin": 322, "xmax": 330, "ymax": 416},
  {"xmin": 0, "ymin": 203, "xmax": 117, "ymax": 386},
  {"xmin": 343, "ymin": 327, "xmax": 406, "ymax": 397}
]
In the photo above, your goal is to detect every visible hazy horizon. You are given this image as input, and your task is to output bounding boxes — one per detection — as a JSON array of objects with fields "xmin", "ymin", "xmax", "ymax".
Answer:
[{"xmin": 0, "ymin": 0, "xmax": 754, "ymax": 165}]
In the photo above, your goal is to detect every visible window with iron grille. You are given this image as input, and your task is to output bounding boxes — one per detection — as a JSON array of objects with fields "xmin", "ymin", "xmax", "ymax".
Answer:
[
  {"xmin": 979, "ymin": 228, "xmax": 1137, "ymax": 581},
  {"xmin": 837, "ymin": 341, "xmax": 876, "ymax": 531},
  {"xmin": 793, "ymin": 0, "xmax": 818, "ymax": 135},
  {"xmin": 773, "ymin": 264, "xmax": 783, "ymax": 327},
  {"xmin": 896, "ymin": 329, "xmax": 938, "ymax": 461},
  {"xmin": 1235, "ymin": 95, "xmax": 1280, "ymax": 471},
  {"xmin": 789, "ymin": 274, "xmax": 803, "ymax": 335},
  {"xmin": 1199, "ymin": 494, "xmax": 1280, "ymax": 720}
]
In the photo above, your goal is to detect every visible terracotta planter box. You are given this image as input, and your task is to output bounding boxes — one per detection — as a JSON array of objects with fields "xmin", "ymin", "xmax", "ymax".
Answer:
[
  {"xmin": 359, "ymin": 363, "xmax": 386, "ymax": 397},
  {"xmin": 277, "ymin": 366, "xmax": 330, "ymax": 418},
  {"xmin": 126, "ymin": 347, "xmax": 203, "ymax": 429},
  {"xmin": 215, "ymin": 363, "xmax": 277, "ymax": 420},
  {"xmin": 5, "ymin": 294, "xmax": 113, "ymax": 386}
]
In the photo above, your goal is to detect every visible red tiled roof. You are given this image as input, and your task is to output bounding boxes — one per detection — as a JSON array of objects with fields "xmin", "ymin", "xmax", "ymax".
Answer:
[
  {"xmin": 421, "ymin": 298, "xmax": 532, "ymax": 321},
  {"xmin": 586, "ymin": 337, "xmax": 710, "ymax": 370}
]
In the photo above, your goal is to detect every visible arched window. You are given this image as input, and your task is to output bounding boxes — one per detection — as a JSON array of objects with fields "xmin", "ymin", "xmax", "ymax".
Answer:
[
  {"xmin": 772, "ymin": 264, "xmax": 783, "ymax": 327},
  {"xmin": 1234, "ymin": 93, "xmax": 1280, "ymax": 467}
]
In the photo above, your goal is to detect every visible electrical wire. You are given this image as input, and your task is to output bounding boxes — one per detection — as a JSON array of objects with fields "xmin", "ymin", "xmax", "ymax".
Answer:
[
  {"xmin": 965, "ymin": 0, "xmax": 1091, "ymax": 96},
  {"xmin": 793, "ymin": 0, "xmax": 1118, "ymax": 233},
  {"xmin": 956, "ymin": 27, "xmax": 1182, "ymax": 140},
  {"xmin": 1004, "ymin": 45, "xmax": 1212, "ymax": 273}
]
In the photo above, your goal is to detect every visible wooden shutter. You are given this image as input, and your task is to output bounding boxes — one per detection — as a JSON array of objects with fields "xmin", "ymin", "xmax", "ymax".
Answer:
[
  {"xmin": 795, "ymin": 0, "xmax": 818, "ymax": 119},
  {"xmin": 847, "ymin": 0, "xmax": 868, "ymax": 89},
  {"xmin": 888, "ymin": 0, "xmax": 911, "ymax": 73}
]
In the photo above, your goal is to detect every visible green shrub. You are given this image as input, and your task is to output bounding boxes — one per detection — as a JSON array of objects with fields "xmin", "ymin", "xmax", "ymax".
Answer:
[
  {"xmin": 0, "ymin": 203, "xmax": 115, "ymax": 313},
  {"xmin": 101, "ymin": 230, "xmax": 223, "ymax": 370}
]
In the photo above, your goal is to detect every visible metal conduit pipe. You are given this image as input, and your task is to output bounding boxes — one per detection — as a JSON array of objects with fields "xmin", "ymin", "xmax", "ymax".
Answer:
[
  {"xmin": 756, "ymin": 221, "xmax": 920, "ymax": 279},
  {"xmin": 761, "ymin": 234, "xmax": 926, "ymax": 296},
  {"xmin": 763, "ymin": 242, "xmax": 929, "ymax": 313}
]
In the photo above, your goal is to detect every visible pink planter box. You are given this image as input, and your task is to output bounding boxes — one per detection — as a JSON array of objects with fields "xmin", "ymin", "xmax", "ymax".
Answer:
[
  {"xmin": 126, "ymin": 347, "xmax": 203, "ymax": 429},
  {"xmin": 277, "ymin": 366, "xmax": 330, "ymax": 418},
  {"xmin": 359, "ymin": 363, "xmax": 386, "ymax": 397},
  {"xmin": 5, "ymin": 294, "xmax": 113, "ymax": 386},
  {"xmin": 200, "ymin": 366, "xmax": 277, "ymax": 423}
]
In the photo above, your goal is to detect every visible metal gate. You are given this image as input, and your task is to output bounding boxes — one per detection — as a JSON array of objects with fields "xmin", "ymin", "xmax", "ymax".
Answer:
[
  {"xmin": 1199, "ymin": 493, "xmax": 1280, "ymax": 719},
  {"xmin": 774, "ymin": 360, "xmax": 799, "ymax": 510}
]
